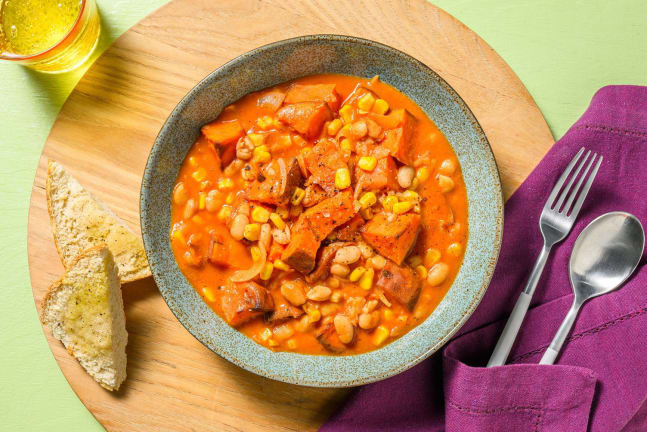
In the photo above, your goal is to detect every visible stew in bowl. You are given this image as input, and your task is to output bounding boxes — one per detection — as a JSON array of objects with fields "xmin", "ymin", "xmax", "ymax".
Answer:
[{"xmin": 170, "ymin": 74, "xmax": 468, "ymax": 355}]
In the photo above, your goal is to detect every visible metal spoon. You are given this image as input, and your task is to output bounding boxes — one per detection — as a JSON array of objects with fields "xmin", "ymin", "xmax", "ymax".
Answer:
[{"xmin": 539, "ymin": 211, "xmax": 644, "ymax": 365}]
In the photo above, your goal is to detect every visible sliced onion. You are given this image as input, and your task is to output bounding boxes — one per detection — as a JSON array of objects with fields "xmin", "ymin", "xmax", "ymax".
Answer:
[
  {"xmin": 230, "ymin": 243, "xmax": 266, "ymax": 282},
  {"xmin": 277, "ymin": 157, "xmax": 287, "ymax": 195}
]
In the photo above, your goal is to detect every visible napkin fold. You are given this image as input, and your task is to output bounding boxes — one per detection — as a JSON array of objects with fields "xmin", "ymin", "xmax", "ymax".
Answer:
[{"xmin": 321, "ymin": 85, "xmax": 647, "ymax": 432}]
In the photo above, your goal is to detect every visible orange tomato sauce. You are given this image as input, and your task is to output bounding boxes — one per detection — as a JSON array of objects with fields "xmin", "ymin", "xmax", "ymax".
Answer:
[{"xmin": 170, "ymin": 74, "xmax": 468, "ymax": 355}]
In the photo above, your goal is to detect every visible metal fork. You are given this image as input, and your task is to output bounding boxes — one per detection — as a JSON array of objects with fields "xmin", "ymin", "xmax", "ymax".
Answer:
[{"xmin": 487, "ymin": 147, "xmax": 603, "ymax": 367}]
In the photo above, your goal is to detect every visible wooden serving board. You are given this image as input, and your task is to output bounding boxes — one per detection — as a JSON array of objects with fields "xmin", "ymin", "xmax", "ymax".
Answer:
[{"xmin": 27, "ymin": 1, "xmax": 554, "ymax": 430}]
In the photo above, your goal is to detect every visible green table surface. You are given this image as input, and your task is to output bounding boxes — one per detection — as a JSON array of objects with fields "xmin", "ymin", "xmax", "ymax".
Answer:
[{"xmin": 2, "ymin": 1, "xmax": 646, "ymax": 430}]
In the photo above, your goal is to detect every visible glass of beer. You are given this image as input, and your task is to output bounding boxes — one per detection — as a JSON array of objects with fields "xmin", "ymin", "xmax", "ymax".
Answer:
[{"xmin": 0, "ymin": 0, "xmax": 101, "ymax": 73}]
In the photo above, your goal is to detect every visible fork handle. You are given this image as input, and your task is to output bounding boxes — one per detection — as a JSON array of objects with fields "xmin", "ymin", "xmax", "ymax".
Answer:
[{"xmin": 487, "ymin": 245, "xmax": 551, "ymax": 367}]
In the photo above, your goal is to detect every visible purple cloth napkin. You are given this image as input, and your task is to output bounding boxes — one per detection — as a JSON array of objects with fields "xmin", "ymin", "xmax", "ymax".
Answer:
[{"xmin": 321, "ymin": 85, "xmax": 647, "ymax": 432}]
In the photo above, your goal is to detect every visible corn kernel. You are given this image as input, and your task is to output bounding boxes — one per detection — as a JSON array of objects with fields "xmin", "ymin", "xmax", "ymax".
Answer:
[
  {"xmin": 372, "ymin": 98, "xmax": 390, "ymax": 115},
  {"xmin": 269, "ymin": 213, "xmax": 286, "ymax": 230},
  {"xmin": 252, "ymin": 148, "xmax": 271, "ymax": 164},
  {"xmin": 383, "ymin": 309, "xmax": 395, "ymax": 321},
  {"xmin": 401, "ymin": 190, "xmax": 419, "ymax": 201},
  {"xmin": 259, "ymin": 262, "xmax": 274, "ymax": 280},
  {"xmin": 198, "ymin": 192, "xmax": 206, "ymax": 210},
  {"xmin": 383, "ymin": 195, "xmax": 399, "ymax": 212},
  {"xmin": 290, "ymin": 204, "xmax": 303, "ymax": 218},
  {"xmin": 257, "ymin": 116, "xmax": 274, "ymax": 130},
  {"xmin": 340, "ymin": 138, "xmax": 353, "ymax": 152},
  {"xmin": 250, "ymin": 245, "xmax": 262, "ymax": 262},
  {"xmin": 335, "ymin": 168, "xmax": 351, "ymax": 189},
  {"xmin": 192, "ymin": 167, "xmax": 207, "ymax": 182},
  {"xmin": 358, "ymin": 93, "xmax": 376, "ymax": 111},
  {"xmin": 424, "ymin": 248, "xmax": 441, "ymax": 267},
  {"xmin": 327, "ymin": 118, "xmax": 343, "ymax": 135},
  {"xmin": 358, "ymin": 156, "xmax": 378, "ymax": 171},
  {"xmin": 261, "ymin": 328, "xmax": 272, "ymax": 341},
  {"xmin": 188, "ymin": 156, "xmax": 198, "ymax": 167},
  {"xmin": 274, "ymin": 259, "xmax": 290, "ymax": 272},
  {"xmin": 416, "ymin": 166, "xmax": 430, "ymax": 183},
  {"xmin": 447, "ymin": 242, "xmax": 463, "ymax": 257},
  {"xmin": 276, "ymin": 206, "xmax": 289, "ymax": 219},
  {"xmin": 291, "ymin": 187, "xmax": 306, "ymax": 205},
  {"xmin": 248, "ymin": 133, "xmax": 265, "ymax": 147},
  {"xmin": 243, "ymin": 223, "xmax": 261, "ymax": 241},
  {"xmin": 393, "ymin": 201, "xmax": 415, "ymax": 214},
  {"xmin": 308, "ymin": 309, "xmax": 321, "ymax": 323},
  {"xmin": 360, "ymin": 207, "xmax": 373, "ymax": 220},
  {"xmin": 251, "ymin": 206, "xmax": 271, "ymax": 223},
  {"xmin": 409, "ymin": 178, "xmax": 419, "ymax": 190},
  {"xmin": 287, "ymin": 339, "xmax": 297, "ymax": 349},
  {"xmin": 217, "ymin": 178, "xmax": 234, "ymax": 191},
  {"xmin": 408, "ymin": 255, "xmax": 423, "ymax": 267},
  {"xmin": 359, "ymin": 192, "xmax": 377, "ymax": 209},
  {"xmin": 373, "ymin": 325, "xmax": 390, "ymax": 346},
  {"xmin": 268, "ymin": 339, "xmax": 279, "ymax": 347},
  {"xmin": 171, "ymin": 229, "xmax": 186, "ymax": 244},
  {"xmin": 217, "ymin": 205, "xmax": 232, "ymax": 222},
  {"xmin": 413, "ymin": 204, "xmax": 421, "ymax": 213},
  {"xmin": 339, "ymin": 105, "xmax": 353, "ymax": 124},
  {"xmin": 349, "ymin": 266, "xmax": 367, "ymax": 282},
  {"xmin": 202, "ymin": 287, "xmax": 216, "ymax": 302},
  {"xmin": 359, "ymin": 267, "xmax": 374, "ymax": 290},
  {"xmin": 415, "ymin": 265, "xmax": 428, "ymax": 280},
  {"xmin": 340, "ymin": 124, "xmax": 352, "ymax": 137}
]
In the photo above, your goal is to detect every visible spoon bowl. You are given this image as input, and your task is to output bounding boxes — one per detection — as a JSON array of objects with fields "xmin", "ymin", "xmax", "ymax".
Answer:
[{"xmin": 540, "ymin": 211, "xmax": 644, "ymax": 364}]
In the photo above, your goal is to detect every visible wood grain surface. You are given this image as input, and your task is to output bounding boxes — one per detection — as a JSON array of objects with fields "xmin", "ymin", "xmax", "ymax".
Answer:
[{"xmin": 27, "ymin": 0, "xmax": 554, "ymax": 430}]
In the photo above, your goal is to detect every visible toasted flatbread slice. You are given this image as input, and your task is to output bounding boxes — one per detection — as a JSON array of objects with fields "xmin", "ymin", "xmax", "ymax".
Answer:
[
  {"xmin": 41, "ymin": 245, "xmax": 127, "ymax": 391},
  {"xmin": 46, "ymin": 160, "xmax": 151, "ymax": 283}
]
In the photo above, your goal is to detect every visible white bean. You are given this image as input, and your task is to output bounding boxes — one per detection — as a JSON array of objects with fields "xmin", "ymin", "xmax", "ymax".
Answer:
[
  {"xmin": 330, "ymin": 263, "xmax": 350, "ymax": 278},
  {"xmin": 334, "ymin": 315, "xmax": 355, "ymax": 344},
  {"xmin": 230, "ymin": 214, "xmax": 248, "ymax": 240},
  {"xmin": 334, "ymin": 246, "xmax": 362, "ymax": 265},
  {"xmin": 260, "ymin": 223, "xmax": 272, "ymax": 250},
  {"xmin": 397, "ymin": 166, "xmax": 415, "ymax": 189},
  {"xmin": 439, "ymin": 159, "xmax": 457, "ymax": 176},
  {"xmin": 205, "ymin": 190, "xmax": 220, "ymax": 212},
  {"xmin": 306, "ymin": 285, "xmax": 332, "ymax": 301},
  {"xmin": 281, "ymin": 281, "xmax": 306, "ymax": 306},
  {"xmin": 427, "ymin": 263, "xmax": 449, "ymax": 286},
  {"xmin": 183, "ymin": 198, "xmax": 197, "ymax": 219},
  {"xmin": 438, "ymin": 175, "xmax": 455, "ymax": 193},
  {"xmin": 173, "ymin": 182, "xmax": 189, "ymax": 205}
]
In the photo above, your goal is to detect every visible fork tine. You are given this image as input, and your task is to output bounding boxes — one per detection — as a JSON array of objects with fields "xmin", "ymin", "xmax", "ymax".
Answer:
[
  {"xmin": 544, "ymin": 147, "xmax": 585, "ymax": 210},
  {"xmin": 567, "ymin": 155, "xmax": 602, "ymax": 218},
  {"xmin": 553, "ymin": 150, "xmax": 591, "ymax": 211},
  {"xmin": 563, "ymin": 152, "xmax": 597, "ymax": 214}
]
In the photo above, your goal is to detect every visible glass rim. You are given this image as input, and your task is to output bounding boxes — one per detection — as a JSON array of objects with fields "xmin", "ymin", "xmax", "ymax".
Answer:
[{"xmin": 0, "ymin": 0, "xmax": 88, "ymax": 61}]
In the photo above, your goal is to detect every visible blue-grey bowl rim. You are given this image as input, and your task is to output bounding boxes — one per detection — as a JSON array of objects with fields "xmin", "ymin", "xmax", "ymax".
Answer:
[{"xmin": 141, "ymin": 34, "xmax": 503, "ymax": 388}]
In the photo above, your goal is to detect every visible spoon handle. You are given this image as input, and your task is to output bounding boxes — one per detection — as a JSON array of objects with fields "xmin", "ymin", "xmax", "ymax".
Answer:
[{"xmin": 539, "ymin": 300, "xmax": 581, "ymax": 365}]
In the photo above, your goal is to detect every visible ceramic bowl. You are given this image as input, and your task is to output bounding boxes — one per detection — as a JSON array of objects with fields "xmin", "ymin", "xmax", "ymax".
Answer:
[{"xmin": 141, "ymin": 35, "xmax": 503, "ymax": 387}]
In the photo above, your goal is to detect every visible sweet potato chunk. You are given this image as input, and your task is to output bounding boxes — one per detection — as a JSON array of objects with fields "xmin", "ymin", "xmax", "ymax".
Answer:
[
  {"xmin": 201, "ymin": 120, "xmax": 245, "ymax": 166},
  {"xmin": 335, "ymin": 214, "xmax": 365, "ymax": 242},
  {"xmin": 355, "ymin": 155, "xmax": 400, "ymax": 191},
  {"xmin": 208, "ymin": 226, "xmax": 252, "ymax": 269},
  {"xmin": 277, "ymin": 102, "xmax": 332, "ymax": 139},
  {"xmin": 316, "ymin": 322, "xmax": 346, "ymax": 353},
  {"xmin": 247, "ymin": 157, "xmax": 303, "ymax": 206},
  {"xmin": 281, "ymin": 218, "xmax": 320, "ymax": 274},
  {"xmin": 221, "ymin": 281, "xmax": 274, "ymax": 327},
  {"xmin": 285, "ymin": 84, "xmax": 342, "ymax": 111},
  {"xmin": 257, "ymin": 89, "xmax": 286, "ymax": 112},
  {"xmin": 282, "ymin": 191, "xmax": 356, "ymax": 274},
  {"xmin": 303, "ymin": 139, "xmax": 348, "ymax": 194},
  {"xmin": 374, "ymin": 109, "xmax": 417, "ymax": 165},
  {"xmin": 375, "ymin": 259, "xmax": 421, "ymax": 310},
  {"xmin": 361, "ymin": 212, "xmax": 421, "ymax": 265}
]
